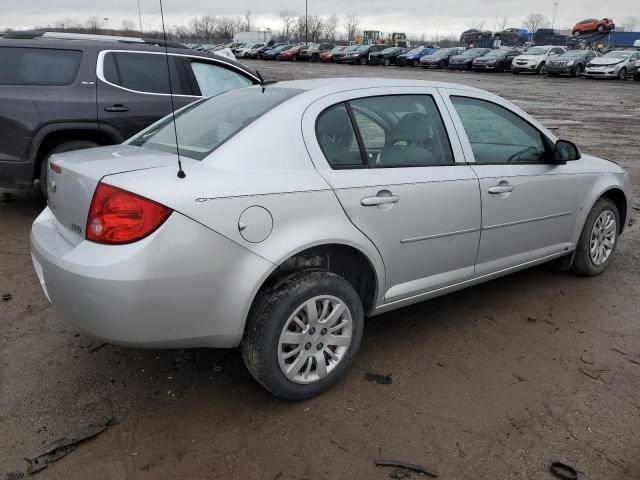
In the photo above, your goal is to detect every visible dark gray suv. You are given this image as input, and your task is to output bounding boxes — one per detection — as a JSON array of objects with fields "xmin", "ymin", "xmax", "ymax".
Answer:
[{"xmin": 0, "ymin": 33, "xmax": 260, "ymax": 194}]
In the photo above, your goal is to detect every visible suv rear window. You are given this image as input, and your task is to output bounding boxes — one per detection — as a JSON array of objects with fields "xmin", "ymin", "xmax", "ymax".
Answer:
[
  {"xmin": 0, "ymin": 47, "xmax": 82, "ymax": 85},
  {"xmin": 128, "ymin": 86, "xmax": 302, "ymax": 160},
  {"xmin": 102, "ymin": 51, "xmax": 189, "ymax": 95}
]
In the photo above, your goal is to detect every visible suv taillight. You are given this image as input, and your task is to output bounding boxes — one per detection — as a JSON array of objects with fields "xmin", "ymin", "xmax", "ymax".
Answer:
[{"xmin": 86, "ymin": 182, "xmax": 172, "ymax": 245}]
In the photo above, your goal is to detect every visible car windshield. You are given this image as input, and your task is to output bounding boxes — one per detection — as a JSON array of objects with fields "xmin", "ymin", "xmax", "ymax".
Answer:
[
  {"xmin": 433, "ymin": 49, "xmax": 452, "ymax": 57},
  {"xmin": 560, "ymin": 51, "xmax": 587, "ymax": 58},
  {"xmin": 355, "ymin": 45, "xmax": 370, "ymax": 52},
  {"xmin": 331, "ymin": 46, "xmax": 344, "ymax": 52},
  {"xmin": 380, "ymin": 48, "xmax": 396, "ymax": 54},
  {"xmin": 462, "ymin": 49, "xmax": 487, "ymax": 56},
  {"xmin": 129, "ymin": 86, "xmax": 302, "ymax": 160},
  {"xmin": 483, "ymin": 50, "xmax": 506, "ymax": 57},
  {"xmin": 407, "ymin": 47, "xmax": 424, "ymax": 54},
  {"xmin": 526, "ymin": 47, "xmax": 548, "ymax": 55},
  {"xmin": 603, "ymin": 51, "xmax": 630, "ymax": 59}
]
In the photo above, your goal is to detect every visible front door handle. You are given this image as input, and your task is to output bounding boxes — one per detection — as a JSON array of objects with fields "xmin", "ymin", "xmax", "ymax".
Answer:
[
  {"xmin": 488, "ymin": 184, "xmax": 514, "ymax": 194},
  {"xmin": 361, "ymin": 193, "xmax": 400, "ymax": 206},
  {"xmin": 104, "ymin": 104, "xmax": 129, "ymax": 112}
]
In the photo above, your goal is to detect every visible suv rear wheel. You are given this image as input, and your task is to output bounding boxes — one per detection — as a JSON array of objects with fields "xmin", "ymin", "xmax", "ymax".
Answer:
[
  {"xmin": 39, "ymin": 140, "xmax": 99, "ymax": 197},
  {"xmin": 242, "ymin": 271, "xmax": 364, "ymax": 400}
]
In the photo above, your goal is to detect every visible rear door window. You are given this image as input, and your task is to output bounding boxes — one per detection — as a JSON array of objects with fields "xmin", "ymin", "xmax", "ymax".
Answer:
[
  {"xmin": 0, "ymin": 47, "xmax": 81, "ymax": 85},
  {"xmin": 188, "ymin": 60, "xmax": 254, "ymax": 97},
  {"xmin": 102, "ymin": 51, "xmax": 190, "ymax": 95}
]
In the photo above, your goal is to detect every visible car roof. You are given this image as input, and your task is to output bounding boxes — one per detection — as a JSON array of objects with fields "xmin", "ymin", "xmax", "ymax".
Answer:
[
  {"xmin": 0, "ymin": 37, "xmax": 260, "ymax": 80},
  {"xmin": 269, "ymin": 78, "xmax": 484, "ymax": 98}
]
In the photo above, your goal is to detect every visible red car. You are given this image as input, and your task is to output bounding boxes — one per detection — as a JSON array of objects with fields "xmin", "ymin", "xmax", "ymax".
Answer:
[
  {"xmin": 277, "ymin": 45, "xmax": 303, "ymax": 61},
  {"xmin": 572, "ymin": 18, "xmax": 615, "ymax": 36},
  {"xmin": 320, "ymin": 46, "xmax": 348, "ymax": 62}
]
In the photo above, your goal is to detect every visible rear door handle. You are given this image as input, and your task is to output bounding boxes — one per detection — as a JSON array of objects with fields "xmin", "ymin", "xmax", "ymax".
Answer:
[
  {"xmin": 361, "ymin": 194, "xmax": 399, "ymax": 206},
  {"xmin": 488, "ymin": 185, "xmax": 514, "ymax": 194},
  {"xmin": 104, "ymin": 104, "xmax": 129, "ymax": 112}
]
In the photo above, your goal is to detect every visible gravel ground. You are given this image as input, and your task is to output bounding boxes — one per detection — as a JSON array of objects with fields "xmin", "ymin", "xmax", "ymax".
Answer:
[{"xmin": 1, "ymin": 61, "xmax": 639, "ymax": 479}]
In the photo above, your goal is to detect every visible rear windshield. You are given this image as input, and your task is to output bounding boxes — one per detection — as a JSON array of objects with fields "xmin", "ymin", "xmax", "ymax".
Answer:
[
  {"xmin": 129, "ymin": 86, "xmax": 302, "ymax": 160},
  {"xmin": 0, "ymin": 47, "xmax": 82, "ymax": 85}
]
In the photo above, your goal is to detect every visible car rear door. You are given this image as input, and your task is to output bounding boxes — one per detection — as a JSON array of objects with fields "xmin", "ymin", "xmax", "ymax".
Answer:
[
  {"xmin": 442, "ymin": 88, "xmax": 579, "ymax": 276},
  {"xmin": 302, "ymin": 87, "xmax": 481, "ymax": 304},
  {"xmin": 97, "ymin": 50, "xmax": 196, "ymax": 140}
]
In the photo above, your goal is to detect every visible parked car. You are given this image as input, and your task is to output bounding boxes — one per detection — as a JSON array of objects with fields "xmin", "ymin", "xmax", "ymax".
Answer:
[
  {"xmin": 299, "ymin": 43, "xmax": 335, "ymax": 61},
  {"xmin": 493, "ymin": 28, "xmax": 529, "ymax": 46},
  {"xmin": 320, "ymin": 46, "xmax": 348, "ymax": 62},
  {"xmin": 277, "ymin": 45, "xmax": 304, "ymax": 61},
  {"xmin": 263, "ymin": 44, "xmax": 293, "ymax": 60},
  {"xmin": 572, "ymin": 18, "xmax": 615, "ymax": 36},
  {"xmin": 546, "ymin": 50, "xmax": 599, "ymax": 77},
  {"xmin": 472, "ymin": 48, "xmax": 521, "ymax": 72},
  {"xmin": 397, "ymin": 46, "xmax": 437, "ymax": 66},
  {"xmin": 237, "ymin": 42, "xmax": 265, "ymax": 58},
  {"xmin": 368, "ymin": 47, "xmax": 407, "ymax": 66},
  {"xmin": 419, "ymin": 47, "xmax": 464, "ymax": 68},
  {"xmin": 511, "ymin": 45, "xmax": 568, "ymax": 74},
  {"xmin": 585, "ymin": 50, "xmax": 640, "ymax": 79},
  {"xmin": 31, "ymin": 78, "xmax": 631, "ymax": 400},
  {"xmin": 448, "ymin": 48, "xmax": 491, "ymax": 70},
  {"xmin": 331, "ymin": 45, "xmax": 358, "ymax": 62},
  {"xmin": 460, "ymin": 29, "xmax": 494, "ymax": 47},
  {"xmin": 341, "ymin": 44, "xmax": 388, "ymax": 65},
  {"xmin": 0, "ymin": 32, "xmax": 259, "ymax": 194},
  {"xmin": 257, "ymin": 43, "xmax": 287, "ymax": 59}
]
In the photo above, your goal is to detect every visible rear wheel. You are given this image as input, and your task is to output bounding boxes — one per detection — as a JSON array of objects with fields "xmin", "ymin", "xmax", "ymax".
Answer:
[
  {"xmin": 39, "ymin": 140, "xmax": 100, "ymax": 198},
  {"xmin": 570, "ymin": 198, "xmax": 619, "ymax": 276},
  {"xmin": 242, "ymin": 271, "xmax": 364, "ymax": 400}
]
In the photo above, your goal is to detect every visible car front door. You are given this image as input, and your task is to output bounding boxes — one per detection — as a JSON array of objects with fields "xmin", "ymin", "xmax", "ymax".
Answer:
[
  {"xmin": 302, "ymin": 88, "xmax": 481, "ymax": 304},
  {"xmin": 443, "ymin": 89, "xmax": 579, "ymax": 276}
]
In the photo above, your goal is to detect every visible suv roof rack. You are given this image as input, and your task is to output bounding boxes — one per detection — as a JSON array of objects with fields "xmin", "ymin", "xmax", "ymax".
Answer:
[{"xmin": 3, "ymin": 31, "xmax": 146, "ymax": 43}]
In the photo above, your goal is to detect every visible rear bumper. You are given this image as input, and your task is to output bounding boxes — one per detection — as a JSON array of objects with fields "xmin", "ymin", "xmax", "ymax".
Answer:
[{"xmin": 30, "ymin": 207, "xmax": 273, "ymax": 348}]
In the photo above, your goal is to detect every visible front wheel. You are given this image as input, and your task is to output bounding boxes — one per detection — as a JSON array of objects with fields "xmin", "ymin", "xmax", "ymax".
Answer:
[
  {"xmin": 537, "ymin": 62, "xmax": 546, "ymax": 75},
  {"xmin": 570, "ymin": 198, "xmax": 619, "ymax": 276},
  {"xmin": 242, "ymin": 271, "xmax": 364, "ymax": 400},
  {"xmin": 382, "ymin": 58, "xmax": 390, "ymax": 66},
  {"xmin": 617, "ymin": 67, "xmax": 627, "ymax": 80},
  {"xmin": 413, "ymin": 60, "xmax": 420, "ymax": 67}
]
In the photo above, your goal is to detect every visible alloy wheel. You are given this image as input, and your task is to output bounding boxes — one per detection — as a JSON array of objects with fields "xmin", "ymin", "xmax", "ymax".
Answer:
[
  {"xmin": 278, "ymin": 295, "xmax": 353, "ymax": 384},
  {"xmin": 589, "ymin": 210, "xmax": 616, "ymax": 266}
]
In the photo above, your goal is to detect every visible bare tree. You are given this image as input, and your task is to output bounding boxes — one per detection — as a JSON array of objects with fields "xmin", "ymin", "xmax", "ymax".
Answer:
[
  {"xmin": 621, "ymin": 16, "xmax": 638, "ymax": 32},
  {"xmin": 191, "ymin": 15, "xmax": 217, "ymax": 40},
  {"xmin": 279, "ymin": 10, "xmax": 297, "ymax": 41},
  {"xmin": 121, "ymin": 20, "xmax": 136, "ymax": 33},
  {"xmin": 55, "ymin": 18, "xmax": 80, "ymax": 30},
  {"xmin": 307, "ymin": 15, "xmax": 324, "ymax": 42},
  {"xmin": 295, "ymin": 15, "xmax": 307, "ymax": 42},
  {"xmin": 217, "ymin": 16, "xmax": 238, "ymax": 39},
  {"xmin": 324, "ymin": 14, "xmax": 339, "ymax": 41},
  {"xmin": 85, "ymin": 16, "xmax": 102, "ymax": 34},
  {"xmin": 343, "ymin": 13, "xmax": 360, "ymax": 41},
  {"xmin": 522, "ymin": 13, "xmax": 550, "ymax": 34},
  {"xmin": 469, "ymin": 19, "xmax": 486, "ymax": 30},
  {"xmin": 243, "ymin": 10, "xmax": 252, "ymax": 32}
]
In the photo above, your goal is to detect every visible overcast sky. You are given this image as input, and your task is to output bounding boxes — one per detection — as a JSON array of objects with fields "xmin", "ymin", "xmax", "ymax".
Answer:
[{"xmin": 1, "ymin": 0, "xmax": 637, "ymax": 37}]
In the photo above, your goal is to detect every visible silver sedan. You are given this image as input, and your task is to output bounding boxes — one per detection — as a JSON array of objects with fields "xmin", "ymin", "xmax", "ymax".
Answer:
[{"xmin": 31, "ymin": 79, "xmax": 632, "ymax": 399}]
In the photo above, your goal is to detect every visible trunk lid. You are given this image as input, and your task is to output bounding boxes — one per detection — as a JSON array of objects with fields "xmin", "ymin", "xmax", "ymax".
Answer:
[{"xmin": 46, "ymin": 145, "xmax": 178, "ymax": 245}]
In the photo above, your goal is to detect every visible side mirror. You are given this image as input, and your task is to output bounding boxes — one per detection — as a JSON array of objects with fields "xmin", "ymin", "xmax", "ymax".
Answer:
[{"xmin": 554, "ymin": 140, "xmax": 581, "ymax": 162}]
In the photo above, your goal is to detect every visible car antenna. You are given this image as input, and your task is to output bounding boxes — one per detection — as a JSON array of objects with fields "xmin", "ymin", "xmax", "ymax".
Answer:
[
  {"xmin": 255, "ymin": 70, "xmax": 278, "ymax": 93},
  {"xmin": 159, "ymin": 0, "xmax": 185, "ymax": 178}
]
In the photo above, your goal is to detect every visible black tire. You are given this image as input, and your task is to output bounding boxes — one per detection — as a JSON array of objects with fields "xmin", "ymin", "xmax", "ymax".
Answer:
[
  {"xmin": 570, "ymin": 198, "xmax": 619, "ymax": 276},
  {"xmin": 617, "ymin": 67, "xmax": 626, "ymax": 80},
  {"xmin": 537, "ymin": 62, "xmax": 546, "ymax": 75},
  {"xmin": 438, "ymin": 60, "xmax": 446, "ymax": 69},
  {"xmin": 241, "ymin": 271, "xmax": 364, "ymax": 400},
  {"xmin": 413, "ymin": 60, "xmax": 420, "ymax": 67},
  {"xmin": 360, "ymin": 57, "xmax": 367, "ymax": 65},
  {"xmin": 39, "ymin": 140, "xmax": 99, "ymax": 198},
  {"xmin": 382, "ymin": 58, "xmax": 390, "ymax": 66},
  {"xmin": 634, "ymin": 73, "xmax": 640, "ymax": 81}
]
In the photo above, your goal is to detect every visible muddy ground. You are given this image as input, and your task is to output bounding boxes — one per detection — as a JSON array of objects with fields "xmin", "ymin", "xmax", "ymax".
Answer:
[{"xmin": 1, "ymin": 61, "xmax": 639, "ymax": 479}]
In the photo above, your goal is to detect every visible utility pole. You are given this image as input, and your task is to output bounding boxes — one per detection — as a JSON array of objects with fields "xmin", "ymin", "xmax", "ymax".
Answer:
[
  {"xmin": 305, "ymin": 0, "xmax": 308, "ymax": 45},
  {"xmin": 494, "ymin": 5, "xmax": 499, "ymax": 32},
  {"xmin": 137, "ymin": 0, "xmax": 143, "ymax": 36},
  {"xmin": 551, "ymin": 2, "xmax": 559, "ymax": 31}
]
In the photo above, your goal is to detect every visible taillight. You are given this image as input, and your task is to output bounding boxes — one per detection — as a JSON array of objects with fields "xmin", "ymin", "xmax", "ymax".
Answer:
[
  {"xmin": 49, "ymin": 162, "xmax": 62, "ymax": 174},
  {"xmin": 86, "ymin": 182, "xmax": 172, "ymax": 245}
]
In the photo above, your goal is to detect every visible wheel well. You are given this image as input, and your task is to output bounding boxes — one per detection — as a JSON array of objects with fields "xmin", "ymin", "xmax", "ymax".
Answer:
[
  {"xmin": 258, "ymin": 244, "xmax": 378, "ymax": 315},
  {"xmin": 601, "ymin": 188, "xmax": 627, "ymax": 233},
  {"xmin": 34, "ymin": 129, "xmax": 115, "ymax": 178}
]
